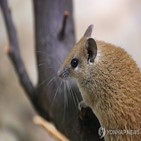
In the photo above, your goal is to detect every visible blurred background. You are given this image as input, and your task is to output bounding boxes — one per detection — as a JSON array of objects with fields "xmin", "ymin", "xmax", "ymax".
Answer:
[{"xmin": 0, "ymin": 0, "xmax": 141, "ymax": 140}]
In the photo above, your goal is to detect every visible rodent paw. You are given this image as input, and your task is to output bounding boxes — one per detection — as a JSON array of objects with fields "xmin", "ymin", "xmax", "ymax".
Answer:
[
  {"xmin": 78, "ymin": 101, "xmax": 88, "ymax": 120},
  {"xmin": 78, "ymin": 101, "xmax": 88, "ymax": 111}
]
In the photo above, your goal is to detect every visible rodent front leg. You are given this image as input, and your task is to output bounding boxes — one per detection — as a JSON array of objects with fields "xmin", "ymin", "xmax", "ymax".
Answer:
[
  {"xmin": 78, "ymin": 101, "xmax": 88, "ymax": 111},
  {"xmin": 78, "ymin": 101, "xmax": 94, "ymax": 120}
]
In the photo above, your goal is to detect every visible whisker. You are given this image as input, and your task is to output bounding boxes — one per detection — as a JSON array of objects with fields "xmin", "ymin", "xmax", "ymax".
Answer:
[
  {"xmin": 38, "ymin": 75, "xmax": 56, "ymax": 88},
  {"xmin": 66, "ymin": 81, "xmax": 78, "ymax": 108},
  {"xmin": 69, "ymin": 81, "xmax": 79, "ymax": 105},
  {"xmin": 62, "ymin": 80, "xmax": 69, "ymax": 123},
  {"xmin": 38, "ymin": 63, "xmax": 56, "ymax": 70},
  {"xmin": 44, "ymin": 76, "xmax": 57, "ymax": 88},
  {"xmin": 38, "ymin": 62, "xmax": 49, "ymax": 67},
  {"xmin": 51, "ymin": 80, "xmax": 63, "ymax": 108}
]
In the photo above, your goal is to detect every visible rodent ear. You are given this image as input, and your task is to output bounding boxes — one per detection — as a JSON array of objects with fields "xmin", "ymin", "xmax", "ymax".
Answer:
[
  {"xmin": 83, "ymin": 24, "xmax": 94, "ymax": 39},
  {"xmin": 86, "ymin": 38, "xmax": 97, "ymax": 63}
]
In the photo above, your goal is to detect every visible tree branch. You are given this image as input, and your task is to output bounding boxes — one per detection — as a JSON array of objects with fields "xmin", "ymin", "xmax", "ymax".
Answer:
[
  {"xmin": 58, "ymin": 11, "xmax": 69, "ymax": 40},
  {"xmin": 33, "ymin": 115, "xmax": 70, "ymax": 141},
  {"xmin": 0, "ymin": 0, "xmax": 35, "ymax": 100}
]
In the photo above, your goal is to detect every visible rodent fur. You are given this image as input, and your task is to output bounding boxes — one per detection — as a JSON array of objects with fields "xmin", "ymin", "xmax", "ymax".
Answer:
[{"xmin": 58, "ymin": 25, "xmax": 141, "ymax": 141}]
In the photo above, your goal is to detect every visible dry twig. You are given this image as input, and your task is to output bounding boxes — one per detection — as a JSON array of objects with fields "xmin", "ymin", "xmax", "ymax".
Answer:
[
  {"xmin": 58, "ymin": 11, "xmax": 69, "ymax": 40},
  {"xmin": 33, "ymin": 116, "xmax": 70, "ymax": 141}
]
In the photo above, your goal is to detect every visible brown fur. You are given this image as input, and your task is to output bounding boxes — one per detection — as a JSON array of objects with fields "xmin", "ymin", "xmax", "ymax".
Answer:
[{"xmin": 59, "ymin": 36, "xmax": 141, "ymax": 141}]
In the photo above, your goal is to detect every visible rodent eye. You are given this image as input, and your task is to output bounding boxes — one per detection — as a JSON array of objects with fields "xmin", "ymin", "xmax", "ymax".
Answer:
[{"xmin": 71, "ymin": 58, "xmax": 79, "ymax": 68}]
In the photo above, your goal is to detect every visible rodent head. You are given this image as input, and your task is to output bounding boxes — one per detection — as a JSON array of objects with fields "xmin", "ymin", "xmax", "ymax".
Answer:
[{"xmin": 58, "ymin": 25, "xmax": 97, "ymax": 80}]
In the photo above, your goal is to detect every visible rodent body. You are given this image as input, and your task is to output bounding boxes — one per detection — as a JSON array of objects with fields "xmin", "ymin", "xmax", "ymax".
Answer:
[{"xmin": 58, "ymin": 25, "xmax": 141, "ymax": 141}]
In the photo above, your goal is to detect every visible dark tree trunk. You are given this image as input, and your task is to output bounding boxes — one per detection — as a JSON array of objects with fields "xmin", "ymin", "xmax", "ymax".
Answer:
[{"xmin": 32, "ymin": 0, "xmax": 103, "ymax": 141}]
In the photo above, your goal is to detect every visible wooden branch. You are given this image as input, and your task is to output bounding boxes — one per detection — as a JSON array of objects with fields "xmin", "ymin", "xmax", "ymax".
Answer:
[
  {"xmin": 58, "ymin": 11, "xmax": 69, "ymax": 40},
  {"xmin": 33, "ymin": 116, "xmax": 70, "ymax": 141},
  {"xmin": 0, "ymin": 0, "xmax": 35, "ymax": 99}
]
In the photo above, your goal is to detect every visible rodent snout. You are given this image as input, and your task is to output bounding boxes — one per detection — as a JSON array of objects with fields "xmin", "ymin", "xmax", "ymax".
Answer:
[
  {"xmin": 57, "ymin": 70, "xmax": 63, "ymax": 78},
  {"xmin": 57, "ymin": 69, "xmax": 69, "ymax": 79}
]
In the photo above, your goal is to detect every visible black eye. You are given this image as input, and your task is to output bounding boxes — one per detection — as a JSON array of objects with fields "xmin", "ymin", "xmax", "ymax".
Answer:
[{"xmin": 71, "ymin": 58, "xmax": 79, "ymax": 68}]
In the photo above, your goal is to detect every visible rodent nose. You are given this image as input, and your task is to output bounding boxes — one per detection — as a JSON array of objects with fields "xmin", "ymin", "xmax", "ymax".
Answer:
[
  {"xmin": 57, "ymin": 69, "xmax": 68, "ymax": 79},
  {"xmin": 57, "ymin": 70, "xmax": 63, "ymax": 78}
]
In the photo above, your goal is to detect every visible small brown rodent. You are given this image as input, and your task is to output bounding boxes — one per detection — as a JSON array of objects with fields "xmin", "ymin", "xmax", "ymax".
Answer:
[{"xmin": 58, "ymin": 25, "xmax": 141, "ymax": 141}]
